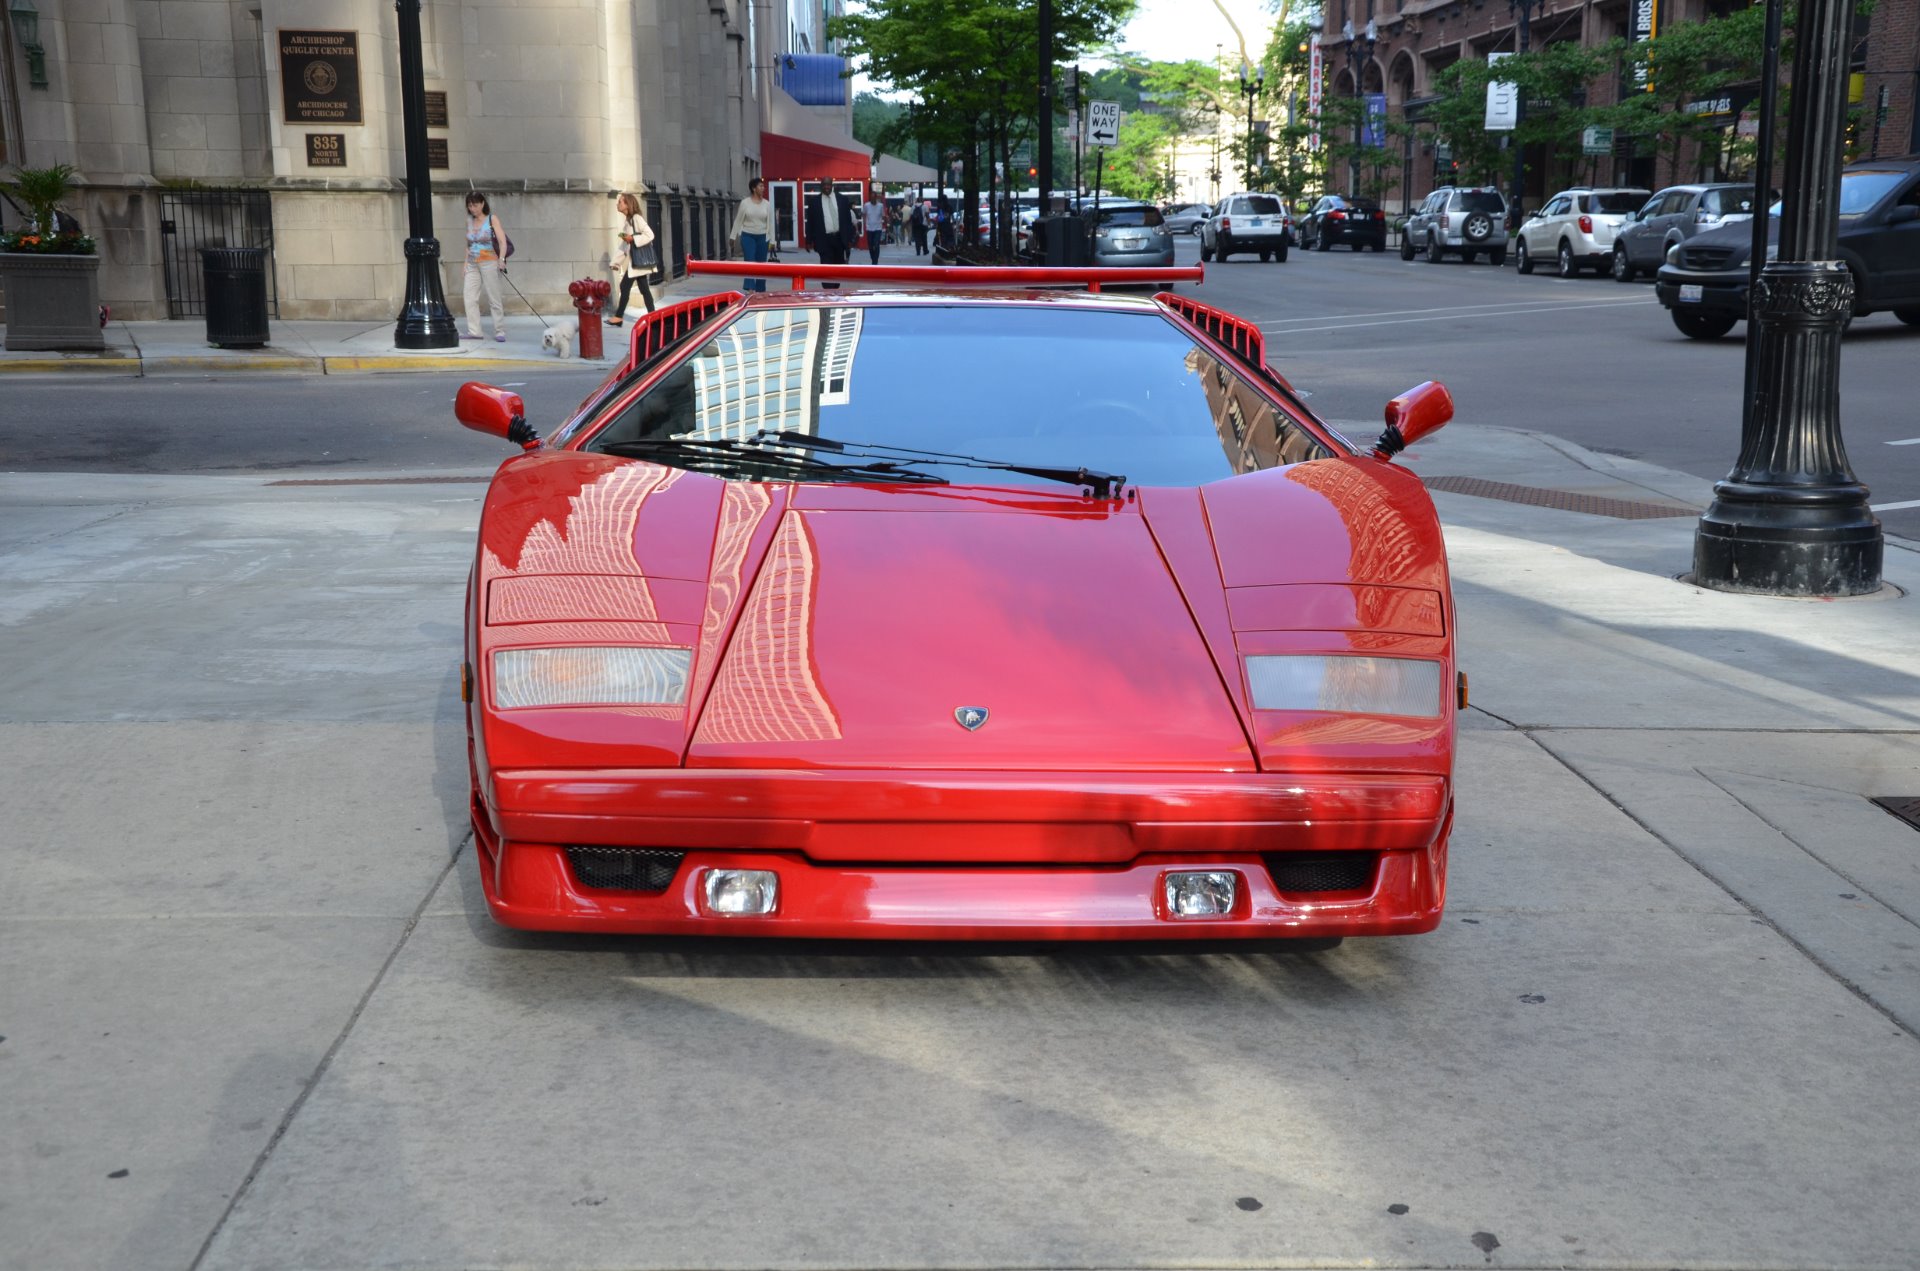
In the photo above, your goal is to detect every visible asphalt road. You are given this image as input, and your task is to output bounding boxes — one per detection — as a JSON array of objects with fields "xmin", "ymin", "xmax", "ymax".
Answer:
[{"xmin": 4, "ymin": 236, "xmax": 1917, "ymax": 540}]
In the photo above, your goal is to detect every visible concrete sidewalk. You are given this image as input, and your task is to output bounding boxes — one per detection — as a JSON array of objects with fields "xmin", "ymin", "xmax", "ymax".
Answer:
[
  {"xmin": 3, "ymin": 424, "xmax": 1919, "ymax": 1271},
  {"xmin": 0, "ymin": 245, "xmax": 920, "ymax": 376}
]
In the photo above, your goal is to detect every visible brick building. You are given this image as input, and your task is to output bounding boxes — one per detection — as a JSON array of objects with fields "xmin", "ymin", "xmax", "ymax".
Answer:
[{"xmin": 1317, "ymin": 0, "xmax": 1919, "ymax": 215}]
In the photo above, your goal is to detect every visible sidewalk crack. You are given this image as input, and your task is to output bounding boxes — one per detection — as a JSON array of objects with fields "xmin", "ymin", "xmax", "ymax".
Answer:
[{"xmin": 186, "ymin": 834, "xmax": 469, "ymax": 1270}]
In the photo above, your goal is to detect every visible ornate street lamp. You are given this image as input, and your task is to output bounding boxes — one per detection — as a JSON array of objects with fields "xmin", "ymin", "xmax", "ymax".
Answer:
[
  {"xmin": 1506, "ymin": 0, "xmax": 1545, "ymax": 223},
  {"xmin": 1692, "ymin": 0, "xmax": 1881, "ymax": 595},
  {"xmin": 392, "ymin": 0, "xmax": 458, "ymax": 349},
  {"xmin": 8, "ymin": 0, "xmax": 47, "ymax": 89},
  {"xmin": 1239, "ymin": 63, "xmax": 1265, "ymax": 188},
  {"xmin": 1344, "ymin": 19, "xmax": 1377, "ymax": 198}
]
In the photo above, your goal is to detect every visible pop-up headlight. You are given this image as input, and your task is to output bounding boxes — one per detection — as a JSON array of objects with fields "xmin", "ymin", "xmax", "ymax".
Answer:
[
  {"xmin": 1246, "ymin": 655, "xmax": 1443, "ymax": 718},
  {"xmin": 493, "ymin": 646, "xmax": 691, "ymax": 708}
]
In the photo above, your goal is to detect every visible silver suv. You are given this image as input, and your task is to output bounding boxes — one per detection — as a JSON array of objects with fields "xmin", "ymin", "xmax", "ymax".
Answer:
[
  {"xmin": 1200, "ymin": 193, "xmax": 1292, "ymax": 263},
  {"xmin": 1403, "ymin": 186, "xmax": 1509, "ymax": 265}
]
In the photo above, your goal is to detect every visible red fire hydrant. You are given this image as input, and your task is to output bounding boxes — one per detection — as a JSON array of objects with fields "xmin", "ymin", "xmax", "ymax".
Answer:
[{"xmin": 569, "ymin": 277, "xmax": 613, "ymax": 359}]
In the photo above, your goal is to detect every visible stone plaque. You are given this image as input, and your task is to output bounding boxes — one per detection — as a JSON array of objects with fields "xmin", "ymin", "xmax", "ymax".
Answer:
[
  {"xmin": 279, "ymin": 30, "xmax": 363, "ymax": 124},
  {"xmin": 426, "ymin": 138, "xmax": 449, "ymax": 170},
  {"xmin": 305, "ymin": 133, "xmax": 346, "ymax": 167},
  {"xmin": 425, "ymin": 91, "xmax": 448, "ymax": 128}
]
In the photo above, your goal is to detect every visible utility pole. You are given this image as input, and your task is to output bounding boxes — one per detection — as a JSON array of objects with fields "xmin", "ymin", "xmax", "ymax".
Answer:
[
  {"xmin": 1507, "ymin": 0, "xmax": 1544, "ymax": 225},
  {"xmin": 1037, "ymin": 0, "xmax": 1053, "ymax": 210},
  {"xmin": 1692, "ymin": 0, "xmax": 1881, "ymax": 595},
  {"xmin": 392, "ymin": 0, "xmax": 457, "ymax": 349}
]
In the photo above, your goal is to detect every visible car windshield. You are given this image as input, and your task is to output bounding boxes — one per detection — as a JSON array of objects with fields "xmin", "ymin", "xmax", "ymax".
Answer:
[
  {"xmin": 1584, "ymin": 192, "xmax": 1645, "ymax": 213},
  {"xmin": 1096, "ymin": 206, "xmax": 1164, "ymax": 227},
  {"xmin": 1456, "ymin": 191, "xmax": 1504, "ymax": 213},
  {"xmin": 1239, "ymin": 196, "xmax": 1283, "ymax": 215},
  {"xmin": 581, "ymin": 305, "xmax": 1333, "ymax": 487},
  {"xmin": 1840, "ymin": 171, "xmax": 1907, "ymax": 214}
]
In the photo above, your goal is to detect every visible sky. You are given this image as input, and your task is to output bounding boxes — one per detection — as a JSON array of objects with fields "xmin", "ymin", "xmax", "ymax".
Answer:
[{"xmin": 1111, "ymin": 0, "xmax": 1282, "ymax": 72}]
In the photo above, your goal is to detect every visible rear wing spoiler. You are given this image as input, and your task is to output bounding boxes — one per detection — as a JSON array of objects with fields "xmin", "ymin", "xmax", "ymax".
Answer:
[{"xmin": 685, "ymin": 259, "xmax": 1203, "ymax": 293}]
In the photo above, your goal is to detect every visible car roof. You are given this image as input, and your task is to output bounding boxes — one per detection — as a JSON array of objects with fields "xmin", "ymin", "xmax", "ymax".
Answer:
[{"xmin": 1844, "ymin": 155, "xmax": 1920, "ymax": 173}]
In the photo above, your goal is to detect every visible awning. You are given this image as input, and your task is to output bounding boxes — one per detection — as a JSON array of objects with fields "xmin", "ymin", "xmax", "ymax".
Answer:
[
  {"xmin": 873, "ymin": 153, "xmax": 938, "ymax": 183},
  {"xmin": 763, "ymin": 86, "xmax": 871, "ymax": 181}
]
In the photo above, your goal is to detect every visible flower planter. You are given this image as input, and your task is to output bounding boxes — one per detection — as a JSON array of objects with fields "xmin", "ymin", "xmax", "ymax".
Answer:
[{"xmin": 0, "ymin": 252, "xmax": 104, "ymax": 351}]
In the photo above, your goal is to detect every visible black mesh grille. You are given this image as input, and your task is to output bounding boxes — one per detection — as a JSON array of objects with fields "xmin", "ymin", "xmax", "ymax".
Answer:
[
  {"xmin": 566, "ymin": 847, "xmax": 685, "ymax": 892},
  {"xmin": 1264, "ymin": 852, "xmax": 1377, "ymax": 894},
  {"xmin": 1681, "ymin": 246, "xmax": 1736, "ymax": 270}
]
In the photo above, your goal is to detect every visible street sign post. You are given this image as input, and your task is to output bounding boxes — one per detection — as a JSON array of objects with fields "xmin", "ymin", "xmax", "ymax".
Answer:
[
  {"xmin": 1582, "ymin": 125, "xmax": 1615, "ymax": 155},
  {"xmin": 1087, "ymin": 100, "xmax": 1120, "ymax": 147}
]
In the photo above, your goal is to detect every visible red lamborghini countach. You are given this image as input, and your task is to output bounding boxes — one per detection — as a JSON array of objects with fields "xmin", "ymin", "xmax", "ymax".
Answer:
[{"xmin": 454, "ymin": 261, "xmax": 1458, "ymax": 941}]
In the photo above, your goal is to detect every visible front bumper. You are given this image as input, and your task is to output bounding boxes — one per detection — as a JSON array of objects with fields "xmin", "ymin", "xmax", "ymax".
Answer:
[
  {"xmin": 473, "ymin": 768, "xmax": 1451, "ymax": 939},
  {"xmin": 1655, "ymin": 264, "xmax": 1750, "ymax": 315}
]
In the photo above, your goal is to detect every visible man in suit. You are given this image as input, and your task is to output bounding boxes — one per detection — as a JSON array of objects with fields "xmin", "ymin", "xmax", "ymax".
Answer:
[{"xmin": 804, "ymin": 181, "xmax": 858, "ymax": 287}]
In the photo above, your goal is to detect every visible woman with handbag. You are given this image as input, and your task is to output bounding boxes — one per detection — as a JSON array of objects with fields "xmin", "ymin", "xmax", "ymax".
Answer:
[
  {"xmin": 610, "ymin": 192, "xmax": 657, "ymax": 325},
  {"xmin": 727, "ymin": 177, "xmax": 774, "ymax": 292},
  {"xmin": 461, "ymin": 191, "xmax": 509, "ymax": 341}
]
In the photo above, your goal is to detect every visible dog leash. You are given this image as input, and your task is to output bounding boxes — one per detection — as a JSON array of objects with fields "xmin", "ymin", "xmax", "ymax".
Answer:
[{"xmin": 496, "ymin": 268, "xmax": 552, "ymax": 330}]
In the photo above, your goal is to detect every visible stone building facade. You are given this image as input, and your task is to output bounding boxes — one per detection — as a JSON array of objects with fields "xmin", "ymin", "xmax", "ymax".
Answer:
[
  {"xmin": 1, "ymin": 0, "xmax": 845, "ymax": 320},
  {"xmin": 1316, "ymin": 0, "xmax": 1919, "ymax": 214}
]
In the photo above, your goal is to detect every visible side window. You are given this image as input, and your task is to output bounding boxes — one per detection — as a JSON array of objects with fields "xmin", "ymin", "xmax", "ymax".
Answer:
[
  {"xmin": 1543, "ymin": 197, "xmax": 1568, "ymax": 217},
  {"xmin": 1637, "ymin": 194, "xmax": 1663, "ymax": 220},
  {"xmin": 1898, "ymin": 179, "xmax": 1920, "ymax": 209},
  {"xmin": 1661, "ymin": 192, "xmax": 1691, "ymax": 216}
]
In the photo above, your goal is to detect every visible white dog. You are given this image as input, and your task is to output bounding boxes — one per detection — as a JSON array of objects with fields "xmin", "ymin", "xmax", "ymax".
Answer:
[{"xmin": 541, "ymin": 318, "xmax": 578, "ymax": 359}]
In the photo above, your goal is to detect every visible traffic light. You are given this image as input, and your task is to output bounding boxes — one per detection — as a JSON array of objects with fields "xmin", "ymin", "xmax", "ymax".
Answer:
[{"xmin": 1028, "ymin": 166, "xmax": 1038, "ymax": 178}]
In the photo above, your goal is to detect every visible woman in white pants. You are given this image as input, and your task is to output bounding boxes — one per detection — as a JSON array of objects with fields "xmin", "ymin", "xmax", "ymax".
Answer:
[{"xmin": 461, "ymin": 191, "xmax": 508, "ymax": 341}]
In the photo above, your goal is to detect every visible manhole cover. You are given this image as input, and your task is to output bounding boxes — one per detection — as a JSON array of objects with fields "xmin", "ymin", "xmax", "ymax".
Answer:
[{"xmin": 1871, "ymin": 797, "xmax": 1920, "ymax": 831}]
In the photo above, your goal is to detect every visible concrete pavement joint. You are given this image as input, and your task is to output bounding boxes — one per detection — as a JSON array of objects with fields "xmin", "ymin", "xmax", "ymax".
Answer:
[
  {"xmin": 1692, "ymin": 766, "xmax": 1920, "ymax": 933},
  {"xmin": 184, "ymin": 837, "xmax": 469, "ymax": 1271},
  {"xmin": 1525, "ymin": 730, "xmax": 1920, "ymax": 1046}
]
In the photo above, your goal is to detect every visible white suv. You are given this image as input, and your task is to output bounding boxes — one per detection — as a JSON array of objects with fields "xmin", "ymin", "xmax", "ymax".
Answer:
[
  {"xmin": 1200, "ymin": 193, "xmax": 1293, "ymax": 263},
  {"xmin": 1515, "ymin": 187, "xmax": 1652, "ymax": 277}
]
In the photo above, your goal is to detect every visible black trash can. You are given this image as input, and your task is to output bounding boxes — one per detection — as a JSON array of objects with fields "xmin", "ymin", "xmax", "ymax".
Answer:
[
  {"xmin": 1037, "ymin": 216, "xmax": 1090, "ymax": 268},
  {"xmin": 201, "ymin": 246, "xmax": 270, "ymax": 348}
]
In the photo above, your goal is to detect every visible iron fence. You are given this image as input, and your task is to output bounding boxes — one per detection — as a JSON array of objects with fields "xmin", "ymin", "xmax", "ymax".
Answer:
[{"xmin": 158, "ymin": 188, "xmax": 277, "ymax": 319}]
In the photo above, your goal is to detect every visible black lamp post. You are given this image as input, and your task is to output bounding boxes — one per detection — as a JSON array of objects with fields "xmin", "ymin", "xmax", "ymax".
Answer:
[
  {"xmin": 1506, "ymin": 0, "xmax": 1544, "ymax": 224},
  {"xmin": 392, "ymin": 0, "xmax": 457, "ymax": 349},
  {"xmin": 1692, "ymin": 0, "xmax": 1881, "ymax": 595},
  {"xmin": 1238, "ymin": 64, "xmax": 1265, "ymax": 188},
  {"xmin": 1037, "ymin": 0, "xmax": 1053, "ymax": 210},
  {"xmin": 1344, "ymin": 21, "xmax": 1376, "ymax": 198}
]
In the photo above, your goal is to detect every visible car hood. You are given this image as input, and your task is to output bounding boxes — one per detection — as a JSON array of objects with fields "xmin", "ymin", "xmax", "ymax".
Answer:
[{"xmin": 472, "ymin": 452, "xmax": 1450, "ymax": 774}]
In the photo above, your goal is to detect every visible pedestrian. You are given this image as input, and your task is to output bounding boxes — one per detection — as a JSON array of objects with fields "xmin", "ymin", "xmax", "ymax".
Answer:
[
  {"xmin": 461, "ymin": 191, "xmax": 508, "ymax": 342},
  {"xmin": 728, "ymin": 176, "xmax": 774, "ymax": 292},
  {"xmin": 862, "ymin": 189, "xmax": 887, "ymax": 265},
  {"xmin": 610, "ymin": 192, "xmax": 657, "ymax": 325},
  {"xmin": 804, "ymin": 180, "xmax": 856, "ymax": 288},
  {"xmin": 910, "ymin": 199, "xmax": 928, "ymax": 255}
]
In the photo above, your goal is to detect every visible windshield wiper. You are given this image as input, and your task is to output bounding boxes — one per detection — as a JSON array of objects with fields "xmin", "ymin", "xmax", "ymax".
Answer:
[
  {"xmin": 750, "ymin": 430, "xmax": 1127, "ymax": 498},
  {"xmin": 600, "ymin": 436, "xmax": 949, "ymax": 484}
]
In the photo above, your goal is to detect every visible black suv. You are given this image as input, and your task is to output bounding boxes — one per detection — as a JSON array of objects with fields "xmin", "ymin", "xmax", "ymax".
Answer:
[
  {"xmin": 1300, "ymin": 195, "xmax": 1388, "ymax": 251},
  {"xmin": 1655, "ymin": 155, "xmax": 1920, "ymax": 339}
]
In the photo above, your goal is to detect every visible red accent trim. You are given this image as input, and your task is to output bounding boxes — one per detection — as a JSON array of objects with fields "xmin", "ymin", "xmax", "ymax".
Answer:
[
  {"xmin": 1155, "ymin": 291, "xmax": 1268, "ymax": 371},
  {"xmin": 685, "ymin": 259, "xmax": 1203, "ymax": 293},
  {"xmin": 629, "ymin": 291, "xmax": 745, "ymax": 369}
]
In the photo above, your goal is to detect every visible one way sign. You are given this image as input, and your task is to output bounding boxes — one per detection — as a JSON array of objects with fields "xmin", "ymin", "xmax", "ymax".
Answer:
[{"xmin": 1086, "ymin": 100, "xmax": 1121, "ymax": 146}]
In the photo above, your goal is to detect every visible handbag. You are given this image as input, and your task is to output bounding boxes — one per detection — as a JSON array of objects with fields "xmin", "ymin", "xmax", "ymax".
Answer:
[
  {"xmin": 629, "ymin": 239, "xmax": 658, "ymax": 269},
  {"xmin": 490, "ymin": 217, "xmax": 514, "ymax": 260}
]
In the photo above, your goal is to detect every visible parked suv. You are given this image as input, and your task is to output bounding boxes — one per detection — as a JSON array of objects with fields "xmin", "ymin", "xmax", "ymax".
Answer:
[
  {"xmin": 1403, "ymin": 187, "xmax": 1509, "ymax": 265},
  {"xmin": 1612, "ymin": 184, "xmax": 1762, "ymax": 282},
  {"xmin": 1655, "ymin": 156, "xmax": 1920, "ymax": 339},
  {"xmin": 1163, "ymin": 202, "xmax": 1212, "ymax": 235},
  {"xmin": 1515, "ymin": 187, "xmax": 1651, "ymax": 277},
  {"xmin": 1200, "ymin": 193, "xmax": 1292, "ymax": 262}
]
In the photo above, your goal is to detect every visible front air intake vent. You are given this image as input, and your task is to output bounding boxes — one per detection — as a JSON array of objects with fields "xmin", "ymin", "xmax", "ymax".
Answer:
[
  {"xmin": 1264, "ymin": 851, "xmax": 1377, "ymax": 895},
  {"xmin": 566, "ymin": 847, "xmax": 685, "ymax": 893}
]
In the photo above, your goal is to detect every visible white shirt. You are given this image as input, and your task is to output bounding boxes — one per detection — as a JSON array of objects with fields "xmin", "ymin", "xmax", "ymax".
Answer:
[
  {"xmin": 819, "ymin": 193, "xmax": 839, "ymax": 235},
  {"xmin": 730, "ymin": 197, "xmax": 773, "ymax": 237}
]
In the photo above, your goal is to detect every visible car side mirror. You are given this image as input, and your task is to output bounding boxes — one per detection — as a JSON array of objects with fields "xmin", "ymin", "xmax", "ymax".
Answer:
[
  {"xmin": 1889, "ymin": 204, "xmax": 1920, "ymax": 225},
  {"xmin": 1371, "ymin": 381, "xmax": 1454, "ymax": 462},
  {"xmin": 455, "ymin": 382, "xmax": 539, "ymax": 448}
]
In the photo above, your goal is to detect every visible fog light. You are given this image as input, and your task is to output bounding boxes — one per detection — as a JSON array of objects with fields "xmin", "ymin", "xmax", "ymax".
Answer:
[
  {"xmin": 1164, "ymin": 871, "xmax": 1238, "ymax": 918},
  {"xmin": 702, "ymin": 869, "xmax": 778, "ymax": 917}
]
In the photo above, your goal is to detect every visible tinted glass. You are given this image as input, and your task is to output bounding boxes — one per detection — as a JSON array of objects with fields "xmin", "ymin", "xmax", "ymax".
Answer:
[
  {"xmin": 1458, "ymin": 191, "xmax": 1505, "ymax": 213},
  {"xmin": 1096, "ymin": 206, "xmax": 1165, "ymax": 227},
  {"xmin": 584, "ymin": 305, "xmax": 1331, "ymax": 487},
  {"xmin": 1240, "ymin": 196, "xmax": 1283, "ymax": 214},
  {"xmin": 1585, "ymin": 192, "xmax": 1645, "ymax": 213},
  {"xmin": 1840, "ymin": 171, "xmax": 1907, "ymax": 214},
  {"xmin": 1703, "ymin": 187, "xmax": 1756, "ymax": 215}
]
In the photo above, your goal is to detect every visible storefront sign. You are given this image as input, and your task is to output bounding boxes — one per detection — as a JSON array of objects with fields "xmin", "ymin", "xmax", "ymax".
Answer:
[
  {"xmin": 279, "ymin": 30, "xmax": 363, "ymax": 124},
  {"xmin": 1630, "ymin": 0, "xmax": 1658, "ymax": 91},
  {"xmin": 425, "ymin": 91, "xmax": 448, "ymax": 128},
  {"xmin": 426, "ymin": 138, "xmax": 449, "ymax": 170},
  {"xmin": 1582, "ymin": 125, "xmax": 1615, "ymax": 155},
  {"xmin": 1308, "ymin": 35, "xmax": 1323, "ymax": 151},
  {"xmin": 305, "ymin": 132, "xmax": 345, "ymax": 167},
  {"xmin": 1362, "ymin": 93, "xmax": 1388, "ymax": 148}
]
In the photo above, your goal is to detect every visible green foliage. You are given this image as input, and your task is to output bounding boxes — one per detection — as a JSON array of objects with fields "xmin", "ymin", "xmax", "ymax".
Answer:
[
  {"xmin": 1103, "ymin": 109, "xmax": 1181, "ymax": 201},
  {"xmin": 3, "ymin": 163, "xmax": 77, "ymax": 237},
  {"xmin": 852, "ymin": 93, "xmax": 909, "ymax": 153}
]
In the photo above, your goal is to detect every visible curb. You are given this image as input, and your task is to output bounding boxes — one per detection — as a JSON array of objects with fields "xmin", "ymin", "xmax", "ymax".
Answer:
[
  {"xmin": 144, "ymin": 355, "xmax": 323, "ymax": 374},
  {"xmin": 0, "ymin": 353, "xmax": 604, "ymax": 375},
  {"xmin": 0, "ymin": 356, "xmax": 143, "ymax": 373}
]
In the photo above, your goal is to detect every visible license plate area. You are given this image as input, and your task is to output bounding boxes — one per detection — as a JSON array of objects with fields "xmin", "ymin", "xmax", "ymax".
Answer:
[{"xmin": 1679, "ymin": 284, "xmax": 1703, "ymax": 302}]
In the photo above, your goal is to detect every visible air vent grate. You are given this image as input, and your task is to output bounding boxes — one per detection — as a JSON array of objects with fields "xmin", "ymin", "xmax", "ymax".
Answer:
[
  {"xmin": 566, "ymin": 847, "xmax": 685, "ymax": 893},
  {"xmin": 1264, "ymin": 851, "xmax": 1377, "ymax": 894},
  {"xmin": 1871, "ymin": 797, "xmax": 1920, "ymax": 833}
]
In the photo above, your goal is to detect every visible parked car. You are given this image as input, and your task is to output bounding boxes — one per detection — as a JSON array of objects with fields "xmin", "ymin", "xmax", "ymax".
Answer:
[
  {"xmin": 1402, "ymin": 187, "xmax": 1509, "ymax": 265},
  {"xmin": 1612, "ymin": 184, "xmax": 1763, "ymax": 282},
  {"xmin": 1164, "ymin": 202, "xmax": 1213, "ymax": 235},
  {"xmin": 1655, "ymin": 156, "xmax": 1920, "ymax": 339},
  {"xmin": 1088, "ymin": 201, "xmax": 1177, "ymax": 270},
  {"xmin": 1200, "ymin": 193, "xmax": 1293, "ymax": 262},
  {"xmin": 1514, "ymin": 186, "xmax": 1651, "ymax": 277},
  {"xmin": 451, "ymin": 261, "xmax": 1460, "ymax": 940},
  {"xmin": 1300, "ymin": 195, "xmax": 1389, "ymax": 252}
]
